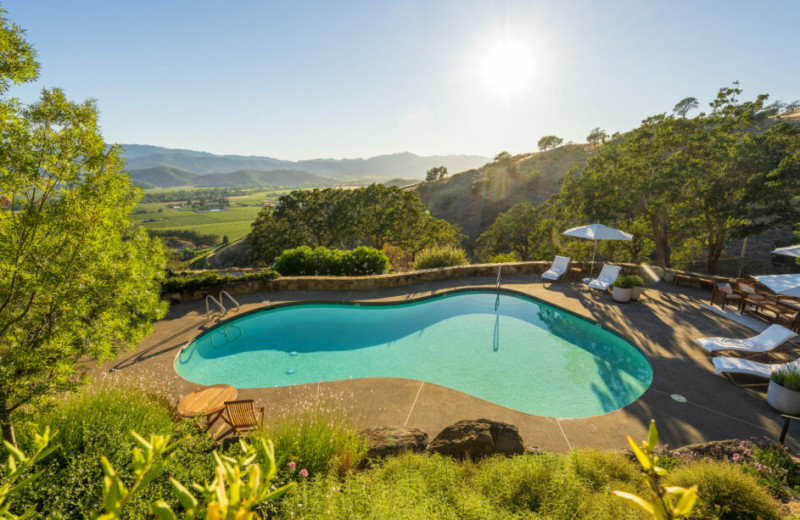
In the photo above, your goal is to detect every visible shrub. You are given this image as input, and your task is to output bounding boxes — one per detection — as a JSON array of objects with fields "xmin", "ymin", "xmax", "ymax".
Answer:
[
  {"xmin": 614, "ymin": 275, "xmax": 641, "ymax": 289},
  {"xmin": 343, "ymin": 246, "xmax": 389, "ymax": 275},
  {"xmin": 770, "ymin": 365, "xmax": 800, "ymax": 391},
  {"xmin": 273, "ymin": 245, "xmax": 316, "ymax": 275},
  {"xmin": 273, "ymin": 246, "xmax": 388, "ymax": 276},
  {"xmin": 413, "ymin": 245, "xmax": 469, "ymax": 270},
  {"xmin": 488, "ymin": 252, "xmax": 520, "ymax": 263},
  {"xmin": 13, "ymin": 386, "xmax": 216, "ymax": 519},
  {"xmin": 160, "ymin": 269, "xmax": 279, "ymax": 295},
  {"xmin": 666, "ymin": 461, "xmax": 781, "ymax": 520}
]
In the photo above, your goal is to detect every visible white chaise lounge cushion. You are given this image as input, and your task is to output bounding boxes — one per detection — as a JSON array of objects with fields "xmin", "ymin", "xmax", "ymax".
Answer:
[
  {"xmin": 712, "ymin": 356, "xmax": 800, "ymax": 379},
  {"xmin": 696, "ymin": 324, "xmax": 797, "ymax": 354},
  {"xmin": 542, "ymin": 256, "xmax": 570, "ymax": 281},
  {"xmin": 587, "ymin": 265, "xmax": 621, "ymax": 291}
]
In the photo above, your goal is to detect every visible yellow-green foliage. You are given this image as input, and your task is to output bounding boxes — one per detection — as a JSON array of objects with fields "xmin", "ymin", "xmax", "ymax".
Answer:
[
  {"xmin": 413, "ymin": 245, "xmax": 469, "ymax": 270},
  {"xmin": 666, "ymin": 461, "xmax": 781, "ymax": 520},
  {"xmin": 277, "ymin": 451, "xmax": 647, "ymax": 519}
]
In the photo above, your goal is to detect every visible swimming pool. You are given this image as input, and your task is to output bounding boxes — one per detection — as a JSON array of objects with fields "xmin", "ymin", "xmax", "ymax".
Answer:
[{"xmin": 175, "ymin": 290, "xmax": 652, "ymax": 418}]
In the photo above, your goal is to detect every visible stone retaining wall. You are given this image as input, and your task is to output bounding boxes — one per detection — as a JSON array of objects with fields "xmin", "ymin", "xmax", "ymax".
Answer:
[{"xmin": 166, "ymin": 261, "xmax": 645, "ymax": 303}]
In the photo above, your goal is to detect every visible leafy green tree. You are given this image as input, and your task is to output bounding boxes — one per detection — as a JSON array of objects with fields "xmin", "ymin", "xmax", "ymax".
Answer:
[
  {"xmin": 475, "ymin": 202, "xmax": 539, "ymax": 260},
  {"xmin": 537, "ymin": 135, "xmax": 563, "ymax": 151},
  {"xmin": 0, "ymin": 9, "xmax": 167, "ymax": 444},
  {"xmin": 248, "ymin": 185, "xmax": 460, "ymax": 265},
  {"xmin": 425, "ymin": 166, "xmax": 448, "ymax": 182},
  {"xmin": 680, "ymin": 86, "xmax": 800, "ymax": 272},
  {"xmin": 672, "ymin": 96, "xmax": 698, "ymax": 118},
  {"xmin": 586, "ymin": 127, "xmax": 608, "ymax": 147}
]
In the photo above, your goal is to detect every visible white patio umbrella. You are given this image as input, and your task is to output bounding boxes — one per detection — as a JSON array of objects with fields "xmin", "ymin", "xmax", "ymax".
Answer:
[
  {"xmin": 755, "ymin": 274, "xmax": 800, "ymax": 299},
  {"xmin": 772, "ymin": 245, "xmax": 800, "ymax": 258},
  {"xmin": 562, "ymin": 223, "xmax": 633, "ymax": 275}
]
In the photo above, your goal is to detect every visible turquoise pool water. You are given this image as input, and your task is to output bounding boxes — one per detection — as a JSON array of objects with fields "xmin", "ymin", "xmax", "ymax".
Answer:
[{"xmin": 175, "ymin": 290, "xmax": 652, "ymax": 418}]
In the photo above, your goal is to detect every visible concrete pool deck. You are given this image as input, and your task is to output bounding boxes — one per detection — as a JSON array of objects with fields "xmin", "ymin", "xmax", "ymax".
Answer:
[{"xmin": 92, "ymin": 274, "xmax": 800, "ymax": 453}]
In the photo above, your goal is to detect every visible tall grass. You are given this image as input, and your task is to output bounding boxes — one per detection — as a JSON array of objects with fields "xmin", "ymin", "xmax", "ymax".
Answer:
[
  {"xmin": 277, "ymin": 451, "xmax": 647, "ymax": 519},
  {"xmin": 666, "ymin": 461, "xmax": 782, "ymax": 519},
  {"xmin": 258, "ymin": 389, "xmax": 368, "ymax": 479}
]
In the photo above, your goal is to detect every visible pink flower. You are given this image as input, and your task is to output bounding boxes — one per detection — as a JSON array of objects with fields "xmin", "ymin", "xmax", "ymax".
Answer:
[
  {"xmin": 299, "ymin": 469, "xmax": 309, "ymax": 478},
  {"xmin": 732, "ymin": 453, "xmax": 740, "ymax": 462},
  {"xmin": 288, "ymin": 461, "xmax": 296, "ymax": 470}
]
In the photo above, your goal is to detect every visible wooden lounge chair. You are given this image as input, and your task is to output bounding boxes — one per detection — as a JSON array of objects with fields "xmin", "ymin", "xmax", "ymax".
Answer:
[
  {"xmin": 710, "ymin": 279, "xmax": 743, "ymax": 311},
  {"xmin": 222, "ymin": 399, "xmax": 264, "ymax": 436},
  {"xmin": 541, "ymin": 256, "xmax": 570, "ymax": 282}
]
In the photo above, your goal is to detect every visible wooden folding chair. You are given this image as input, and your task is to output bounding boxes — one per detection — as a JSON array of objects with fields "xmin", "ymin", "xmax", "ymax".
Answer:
[{"xmin": 221, "ymin": 399, "xmax": 264, "ymax": 436}]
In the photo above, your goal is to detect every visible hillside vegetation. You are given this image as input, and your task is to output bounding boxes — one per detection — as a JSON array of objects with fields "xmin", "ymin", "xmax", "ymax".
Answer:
[{"xmin": 415, "ymin": 144, "xmax": 595, "ymax": 246}]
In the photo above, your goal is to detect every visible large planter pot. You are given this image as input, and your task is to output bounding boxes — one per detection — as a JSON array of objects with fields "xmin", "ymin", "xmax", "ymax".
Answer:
[
  {"xmin": 612, "ymin": 286, "xmax": 632, "ymax": 303},
  {"xmin": 631, "ymin": 286, "xmax": 645, "ymax": 301},
  {"xmin": 767, "ymin": 380, "xmax": 800, "ymax": 415}
]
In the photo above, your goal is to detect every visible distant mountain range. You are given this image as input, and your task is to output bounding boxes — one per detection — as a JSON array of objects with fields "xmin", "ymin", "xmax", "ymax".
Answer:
[
  {"xmin": 128, "ymin": 166, "xmax": 335, "ymax": 189},
  {"xmin": 120, "ymin": 144, "xmax": 490, "ymax": 181}
]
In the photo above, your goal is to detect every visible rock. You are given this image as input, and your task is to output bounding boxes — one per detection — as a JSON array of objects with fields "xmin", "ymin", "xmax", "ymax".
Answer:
[
  {"xmin": 672, "ymin": 439, "xmax": 752, "ymax": 461},
  {"xmin": 360, "ymin": 427, "xmax": 428, "ymax": 459},
  {"xmin": 427, "ymin": 419, "xmax": 525, "ymax": 458}
]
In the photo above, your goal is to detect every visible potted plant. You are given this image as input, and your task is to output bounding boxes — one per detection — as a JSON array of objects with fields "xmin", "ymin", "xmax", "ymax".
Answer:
[
  {"xmin": 629, "ymin": 275, "xmax": 645, "ymax": 301},
  {"xmin": 612, "ymin": 275, "xmax": 635, "ymax": 303},
  {"xmin": 767, "ymin": 366, "xmax": 800, "ymax": 415}
]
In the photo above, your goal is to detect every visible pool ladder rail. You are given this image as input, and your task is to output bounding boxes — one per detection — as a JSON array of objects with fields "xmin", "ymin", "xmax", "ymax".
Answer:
[
  {"xmin": 205, "ymin": 290, "xmax": 241, "ymax": 318},
  {"xmin": 496, "ymin": 266, "xmax": 502, "ymax": 290}
]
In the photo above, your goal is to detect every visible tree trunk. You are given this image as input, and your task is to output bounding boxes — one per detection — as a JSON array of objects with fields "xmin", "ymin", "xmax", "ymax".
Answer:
[
  {"xmin": 706, "ymin": 227, "xmax": 726, "ymax": 275},
  {"xmin": 649, "ymin": 214, "xmax": 671, "ymax": 268},
  {"xmin": 0, "ymin": 394, "xmax": 16, "ymax": 447}
]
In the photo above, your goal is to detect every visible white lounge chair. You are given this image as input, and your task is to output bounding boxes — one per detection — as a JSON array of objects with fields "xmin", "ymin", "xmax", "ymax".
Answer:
[
  {"xmin": 696, "ymin": 324, "xmax": 797, "ymax": 356},
  {"xmin": 586, "ymin": 264, "xmax": 621, "ymax": 291},
  {"xmin": 712, "ymin": 356, "xmax": 800, "ymax": 386},
  {"xmin": 542, "ymin": 256, "xmax": 570, "ymax": 282}
]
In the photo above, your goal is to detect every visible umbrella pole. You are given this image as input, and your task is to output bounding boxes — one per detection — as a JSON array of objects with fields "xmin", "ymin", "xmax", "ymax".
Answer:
[{"xmin": 591, "ymin": 240, "xmax": 597, "ymax": 276}]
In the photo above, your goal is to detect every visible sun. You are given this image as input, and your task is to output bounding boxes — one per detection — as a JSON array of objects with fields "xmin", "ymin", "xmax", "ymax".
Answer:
[{"xmin": 475, "ymin": 39, "xmax": 535, "ymax": 101}]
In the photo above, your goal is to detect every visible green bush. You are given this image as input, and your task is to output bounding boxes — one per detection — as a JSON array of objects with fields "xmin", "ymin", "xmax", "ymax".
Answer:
[
  {"xmin": 273, "ymin": 245, "xmax": 316, "ymax": 275},
  {"xmin": 160, "ymin": 269, "xmax": 279, "ymax": 295},
  {"xmin": 614, "ymin": 275, "xmax": 642, "ymax": 289},
  {"xmin": 413, "ymin": 245, "xmax": 469, "ymax": 270},
  {"xmin": 13, "ymin": 386, "xmax": 216, "ymax": 519},
  {"xmin": 273, "ymin": 246, "xmax": 388, "ymax": 276},
  {"xmin": 666, "ymin": 461, "xmax": 781, "ymax": 520},
  {"xmin": 488, "ymin": 252, "xmax": 520, "ymax": 263},
  {"xmin": 770, "ymin": 366, "xmax": 800, "ymax": 391}
]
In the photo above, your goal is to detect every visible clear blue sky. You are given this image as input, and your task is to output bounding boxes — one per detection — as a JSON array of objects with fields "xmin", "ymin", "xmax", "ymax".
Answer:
[{"xmin": 4, "ymin": 0, "xmax": 799, "ymax": 161}]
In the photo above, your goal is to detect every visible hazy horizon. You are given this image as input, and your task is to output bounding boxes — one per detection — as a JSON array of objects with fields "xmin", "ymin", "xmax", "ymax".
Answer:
[{"xmin": 5, "ymin": 0, "xmax": 799, "ymax": 161}]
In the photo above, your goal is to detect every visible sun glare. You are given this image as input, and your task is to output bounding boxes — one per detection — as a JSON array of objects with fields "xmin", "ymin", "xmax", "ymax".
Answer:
[{"xmin": 475, "ymin": 39, "xmax": 535, "ymax": 101}]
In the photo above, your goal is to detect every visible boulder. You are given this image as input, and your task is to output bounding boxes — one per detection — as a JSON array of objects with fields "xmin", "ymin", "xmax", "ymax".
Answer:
[
  {"xmin": 360, "ymin": 426, "xmax": 428, "ymax": 459},
  {"xmin": 427, "ymin": 419, "xmax": 525, "ymax": 458}
]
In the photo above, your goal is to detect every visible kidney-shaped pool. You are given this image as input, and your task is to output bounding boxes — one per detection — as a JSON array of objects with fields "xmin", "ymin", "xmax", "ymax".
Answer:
[{"xmin": 175, "ymin": 290, "xmax": 652, "ymax": 418}]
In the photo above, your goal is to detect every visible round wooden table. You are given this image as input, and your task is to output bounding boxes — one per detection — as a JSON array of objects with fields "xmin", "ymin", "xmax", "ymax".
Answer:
[{"xmin": 177, "ymin": 384, "xmax": 237, "ymax": 427}]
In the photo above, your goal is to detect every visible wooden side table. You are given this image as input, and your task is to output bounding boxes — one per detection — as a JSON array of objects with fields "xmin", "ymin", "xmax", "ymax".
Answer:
[{"xmin": 177, "ymin": 384, "xmax": 238, "ymax": 428}]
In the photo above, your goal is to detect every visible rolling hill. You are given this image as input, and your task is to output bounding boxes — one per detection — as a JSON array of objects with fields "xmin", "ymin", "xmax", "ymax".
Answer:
[
  {"xmin": 120, "ymin": 144, "xmax": 489, "ymax": 179},
  {"xmin": 127, "ymin": 166, "xmax": 334, "ymax": 189},
  {"xmin": 414, "ymin": 145, "xmax": 596, "ymax": 246}
]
